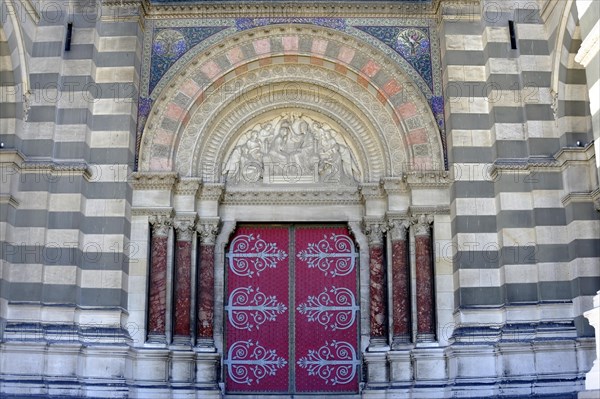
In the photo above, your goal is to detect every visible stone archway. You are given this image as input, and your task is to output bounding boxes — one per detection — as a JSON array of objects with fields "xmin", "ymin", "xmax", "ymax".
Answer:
[
  {"xmin": 138, "ymin": 24, "xmax": 445, "ymax": 176},
  {"xmin": 129, "ymin": 22, "xmax": 450, "ymax": 398}
]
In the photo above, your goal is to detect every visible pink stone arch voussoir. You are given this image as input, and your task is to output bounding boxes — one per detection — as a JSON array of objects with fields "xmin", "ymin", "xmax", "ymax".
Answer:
[{"xmin": 139, "ymin": 25, "xmax": 444, "ymax": 175}]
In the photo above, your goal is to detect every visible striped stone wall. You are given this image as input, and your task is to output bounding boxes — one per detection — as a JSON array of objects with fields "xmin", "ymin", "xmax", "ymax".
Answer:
[
  {"xmin": 0, "ymin": 0, "xmax": 141, "ymax": 341},
  {"xmin": 443, "ymin": 0, "xmax": 599, "ymax": 336}
]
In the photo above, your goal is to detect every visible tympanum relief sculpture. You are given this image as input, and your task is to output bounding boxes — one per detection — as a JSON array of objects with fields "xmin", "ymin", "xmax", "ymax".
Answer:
[{"xmin": 223, "ymin": 113, "xmax": 361, "ymax": 184}]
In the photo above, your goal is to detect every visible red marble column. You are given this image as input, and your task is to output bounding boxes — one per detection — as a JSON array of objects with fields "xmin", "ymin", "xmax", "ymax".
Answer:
[
  {"xmin": 196, "ymin": 221, "xmax": 219, "ymax": 347},
  {"xmin": 414, "ymin": 214, "xmax": 435, "ymax": 343},
  {"xmin": 366, "ymin": 221, "xmax": 387, "ymax": 347},
  {"xmin": 389, "ymin": 219, "xmax": 411, "ymax": 347},
  {"xmin": 173, "ymin": 217, "xmax": 195, "ymax": 344},
  {"xmin": 148, "ymin": 215, "xmax": 171, "ymax": 342}
]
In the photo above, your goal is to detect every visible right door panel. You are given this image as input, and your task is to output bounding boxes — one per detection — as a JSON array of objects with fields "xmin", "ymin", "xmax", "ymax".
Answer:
[{"xmin": 294, "ymin": 226, "xmax": 360, "ymax": 393}]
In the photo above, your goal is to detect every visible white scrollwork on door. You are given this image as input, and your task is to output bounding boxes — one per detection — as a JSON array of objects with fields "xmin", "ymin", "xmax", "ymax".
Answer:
[
  {"xmin": 297, "ymin": 341, "xmax": 360, "ymax": 386},
  {"xmin": 296, "ymin": 233, "xmax": 358, "ymax": 277},
  {"xmin": 224, "ymin": 340, "xmax": 287, "ymax": 385},
  {"xmin": 296, "ymin": 287, "xmax": 359, "ymax": 330},
  {"xmin": 226, "ymin": 234, "xmax": 288, "ymax": 277},
  {"xmin": 226, "ymin": 286, "xmax": 288, "ymax": 331}
]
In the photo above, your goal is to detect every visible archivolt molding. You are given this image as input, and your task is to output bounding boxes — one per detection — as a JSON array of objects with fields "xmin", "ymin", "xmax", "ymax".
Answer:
[
  {"xmin": 181, "ymin": 71, "xmax": 393, "ymax": 182},
  {"xmin": 140, "ymin": 24, "xmax": 444, "ymax": 178}
]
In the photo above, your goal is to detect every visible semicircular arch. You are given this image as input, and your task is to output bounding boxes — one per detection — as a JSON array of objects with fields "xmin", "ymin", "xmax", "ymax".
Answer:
[{"xmin": 139, "ymin": 24, "xmax": 444, "ymax": 178}]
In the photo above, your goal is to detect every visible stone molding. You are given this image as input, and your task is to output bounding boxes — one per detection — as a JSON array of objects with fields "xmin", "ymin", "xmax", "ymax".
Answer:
[
  {"xmin": 198, "ymin": 183, "xmax": 225, "ymax": 202},
  {"xmin": 130, "ymin": 172, "xmax": 178, "ymax": 190},
  {"xmin": 197, "ymin": 218, "xmax": 220, "ymax": 245},
  {"xmin": 223, "ymin": 186, "xmax": 362, "ymax": 206},
  {"xmin": 131, "ymin": 206, "xmax": 174, "ymax": 217},
  {"xmin": 174, "ymin": 177, "xmax": 202, "ymax": 196},
  {"xmin": 575, "ymin": 20, "xmax": 600, "ymax": 67},
  {"xmin": 361, "ymin": 182, "xmax": 386, "ymax": 200},
  {"xmin": 131, "ymin": 0, "xmax": 478, "ymax": 19},
  {"xmin": 149, "ymin": 214, "xmax": 173, "ymax": 237},
  {"xmin": 383, "ymin": 177, "xmax": 409, "ymax": 195}
]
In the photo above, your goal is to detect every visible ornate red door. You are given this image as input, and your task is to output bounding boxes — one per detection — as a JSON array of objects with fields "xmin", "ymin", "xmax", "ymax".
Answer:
[{"xmin": 224, "ymin": 225, "xmax": 360, "ymax": 395}]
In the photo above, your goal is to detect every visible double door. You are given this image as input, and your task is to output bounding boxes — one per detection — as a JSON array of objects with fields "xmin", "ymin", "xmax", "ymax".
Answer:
[{"xmin": 224, "ymin": 224, "xmax": 360, "ymax": 394}]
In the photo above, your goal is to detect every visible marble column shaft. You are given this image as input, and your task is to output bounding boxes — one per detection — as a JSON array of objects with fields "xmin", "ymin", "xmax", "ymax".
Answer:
[
  {"xmin": 173, "ymin": 218, "xmax": 195, "ymax": 339},
  {"xmin": 148, "ymin": 215, "xmax": 171, "ymax": 339},
  {"xmin": 414, "ymin": 215, "xmax": 435, "ymax": 341},
  {"xmin": 196, "ymin": 222, "xmax": 219, "ymax": 341},
  {"xmin": 367, "ymin": 222, "xmax": 387, "ymax": 340},
  {"xmin": 389, "ymin": 219, "xmax": 410, "ymax": 344}
]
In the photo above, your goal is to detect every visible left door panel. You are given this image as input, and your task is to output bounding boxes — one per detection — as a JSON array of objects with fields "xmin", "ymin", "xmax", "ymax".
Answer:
[{"xmin": 224, "ymin": 226, "xmax": 290, "ymax": 393}]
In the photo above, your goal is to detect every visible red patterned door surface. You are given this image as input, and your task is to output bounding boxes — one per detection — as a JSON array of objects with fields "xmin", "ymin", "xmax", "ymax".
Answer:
[
  {"xmin": 224, "ymin": 226, "xmax": 290, "ymax": 393},
  {"xmin": 295, "ymin": 226, "xmax": 360, "ymax": 393},
  {"xmin": 224, "ymin": 225, "xmax": 359, "ymax": 394}
]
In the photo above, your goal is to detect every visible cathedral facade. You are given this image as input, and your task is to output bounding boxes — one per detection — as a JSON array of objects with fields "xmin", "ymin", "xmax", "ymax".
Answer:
[{"xmin": 0, "ymin": 0, "xmax": 599, "ymax": 397}]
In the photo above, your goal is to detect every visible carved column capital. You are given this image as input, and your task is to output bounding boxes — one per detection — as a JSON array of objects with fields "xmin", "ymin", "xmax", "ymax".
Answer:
[
  {"xmin": 149, "ymin": 214, "xmax": 172, "ymax": 237},
  {"xmin": 412, "ymin": 214, "xmax": 433, "ymax": 237},
  {"xmin": 173, "ymin": 216, "xmax": 197, "ymax": 242},
  {"xmin": 197, "ymin": 219, "xmax": 220, "ymax": 245},
  {"xmin": 364, "ymin": 219, "xmax": 386, "ymax": 247},
  {"xmin": 387, "ymin": 217, "xmax": 410, "ymax": 241}
]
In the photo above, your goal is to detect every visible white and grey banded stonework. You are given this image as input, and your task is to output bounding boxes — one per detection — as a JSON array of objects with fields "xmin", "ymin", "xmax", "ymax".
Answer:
[{"xmin": 0, "ymin": 1, "xmax": 598, "ymax": 398}]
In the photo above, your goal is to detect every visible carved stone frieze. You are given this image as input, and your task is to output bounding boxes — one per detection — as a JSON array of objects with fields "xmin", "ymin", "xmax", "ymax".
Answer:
[
  {"xmin": 129, "ymin": 172, "xmax": 178, "ymax": 190},
  {"xmin": 222, "ymin": 112, "xmax": 361, "ymax": 185},
  {"xmin": 198, "ymin": 183, "xmax": 225, "ymax": 202},
  {"xmin": 174, "ymin": 177, "xmax": 202, "ymax": 196},
  {"xmin": 222, "ymin": 186, "xmax": 361, "ymax": 206}
]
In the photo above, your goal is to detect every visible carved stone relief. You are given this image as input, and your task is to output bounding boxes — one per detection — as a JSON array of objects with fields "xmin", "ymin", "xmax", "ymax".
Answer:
[{"xmin": 223, "ymin": 113, "xmax": 361, "ymax": 184}]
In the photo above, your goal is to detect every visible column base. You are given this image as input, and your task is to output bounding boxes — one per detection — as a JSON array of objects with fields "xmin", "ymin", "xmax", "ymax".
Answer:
[
  {"xmin": 391, "ymin": 334, "xmax": 411, "ymax": 349},
  {"xmin": 368, "ymin": 337, "xmax": 389, "ymax": 351},
  {"xmin": 416, "ymin": 332, "xmax": 436, "ymax": 344},
  {"xmin": 195, "ymin": 338, "xmax": 216, "ymax": 352},
  {"xmin": 146, "ymin": 334, "xmax": 167, "ymax": 345},
  {"xmin": 172, "ymin": 335, "xmax": 192, "ymax": 346}
]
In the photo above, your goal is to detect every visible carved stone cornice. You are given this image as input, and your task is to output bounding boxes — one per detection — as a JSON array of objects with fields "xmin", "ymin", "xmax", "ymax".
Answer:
[
  {"xmin": 131, "ymin": 206, "xmax": 173, "ymax": 217},
  {"xmin": 173, "ymin": 214, "xmax": 197, "ymax": 241},
  {"xmin": 382, "ymin": 176, "xmax": 409, "ymax": 195},
  {"xmin": 364, "ymin": 217, "xmax": 387, "ymax": 247},
  {"xmin": 197, "ymin": 218, "xmax": 220, "ymax": 245},
  {"xmin": 134, "ymin": 0, "xmax": 467, "ymax": 19},
  {"xmin": 387, "ymin": 216, "xmax": 410, "ymax": 241},
  {"xmin": 408, "ymin": 205, "xmax": 450, "ymax": 215},
  {"xmin": 575, "ymin": 20, "xmax": 600, "ymax": 67},
  {"xmin": 490, "ymin": 145, "xmax": 596, "ymax": 179},
  {"xmin": 129, "ymin": 172, "xmax": 178, "ymax": 190},
  {"xmin": 412, "ymin": 214, "xmax": 433, "ymax": 237},
  {"xmin": 149, "ymin": 213, "xmax": 173, "ymax": 237},
  {"xmin": 405, "ymin": 171, "xmax": 450, "ymax": 188},
  {"xmin": 199, "ymin": 183, "xmax": 225, "ymax": 202},
  {"xmin": 174, "ymin": 177, "xmax": 202, "ymax": 196},
  {"xmin": 222, "ymin": 186, "xmax": 361, "ymax": 206},
  {"xmin": 360, "ymin": 182, "xmax": 385, "ymax": 201}
]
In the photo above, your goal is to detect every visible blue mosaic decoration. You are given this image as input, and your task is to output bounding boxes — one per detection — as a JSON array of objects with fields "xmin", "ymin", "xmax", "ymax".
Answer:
[
  {"xmin": 150, "ymin": 26, "xmax": 227, "ymax": 93},
  {"xmin": 355, "ymin": 26, "xmax": 433, "ymax": 91},
  {"xmin": 236, "ymin": 17, "xmax": 346, "ymax": 31},
  {"xmin": 139, "ymin": 16, "xmax": 447, "ymax": 170},
  {"xmin": 152, "ymin": 0, "xmax": 431, "ymax": 2}
]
